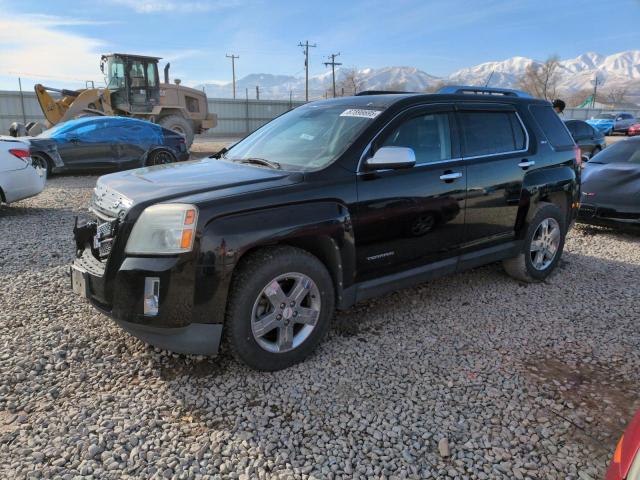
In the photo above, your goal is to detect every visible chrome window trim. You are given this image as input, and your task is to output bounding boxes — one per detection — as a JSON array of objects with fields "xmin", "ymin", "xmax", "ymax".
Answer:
[{"xmin": 358, "ymin": 104, "xmax": 531, "ymax": 173}]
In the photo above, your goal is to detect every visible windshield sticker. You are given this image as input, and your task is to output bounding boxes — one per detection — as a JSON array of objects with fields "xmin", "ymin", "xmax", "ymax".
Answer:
[
  {"xmin": 340, "ymin": 109, "xmax": 382, "ymax": 119},
  {"xmin": 300, "ymin": 133, "xmax": 315, "ymax": 141}
]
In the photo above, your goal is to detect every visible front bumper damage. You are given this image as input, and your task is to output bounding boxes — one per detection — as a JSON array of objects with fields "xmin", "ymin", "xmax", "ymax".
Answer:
[
  {"xmin": 578, "ymin": 203, "xmax": 640, "ymax": 228},
  {"xmin": 70, "ymin": 219, "xmax": 222, "ymax": 355}
]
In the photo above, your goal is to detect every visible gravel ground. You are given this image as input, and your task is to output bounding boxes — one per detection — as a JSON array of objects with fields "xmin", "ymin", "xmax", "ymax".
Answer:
[{"xmin": 1, "ymin": 172, "xmax": 639, "ymax": 480}]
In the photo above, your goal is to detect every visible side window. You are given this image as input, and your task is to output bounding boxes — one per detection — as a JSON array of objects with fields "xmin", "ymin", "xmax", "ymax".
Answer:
[
  {"xmin": 380, "ymin": 112, "xmax": 452, "ymax": 164},
  {"xmin": 565, "ymin": 121, "xmax": 577, "ymax": 136},
  {"xmin": 69, "ymin": 122, "xmax": 106, "ymax": 138},
  {"xmin": 458, "ymin": 111, "xmax": 525, "ymax": 157},
  {"xmin": 576, "ymin": 122, "xmax": 591, "ymax": 137},
  {"xmin": 529, "ymin": 105, "xmax": 574, "ymax": 149},
  {"xmin": 146, "ymin": 63, "xmax": 157, "ymax": 87}
]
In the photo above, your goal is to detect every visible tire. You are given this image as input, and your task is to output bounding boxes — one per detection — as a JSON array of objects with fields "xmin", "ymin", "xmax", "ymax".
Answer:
[
  {"xmin": 503, "ymin": 203, "xmax": 566, "ymax": 283},
  {"xmin": 31, "ymin": 153, "xmax": 51, "ymax": 178},
  {"xmin": 225, "ymin": 246, "xmax": 335, "ymax": 371},
  {"xmin": 158, "ymin": 115, "xmax": 194, "ymax": 148},
  {"xmin": 146, "ymin": 149, "xmax": 176, "ymax": 166}
]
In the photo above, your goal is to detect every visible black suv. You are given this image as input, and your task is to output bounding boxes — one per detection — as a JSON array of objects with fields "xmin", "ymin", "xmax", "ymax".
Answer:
[{"xmin": 71, "ymin": 86, "xmax": 581, "ymax": 371}]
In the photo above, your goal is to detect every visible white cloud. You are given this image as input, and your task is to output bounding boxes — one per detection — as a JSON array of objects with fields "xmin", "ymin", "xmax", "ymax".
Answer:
[
  {"xmin": 107, "ymin": 0, "xmax": 240, "ymax": 13},
  {"xmin": 0, "ymin": 15, "xmax": 106, "ymax": 88}
]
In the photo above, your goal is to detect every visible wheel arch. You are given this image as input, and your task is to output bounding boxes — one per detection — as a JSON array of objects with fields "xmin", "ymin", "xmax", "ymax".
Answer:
[
  {"xmin": 144, "ymin": 146, "xmax": 177, "ymax": 166},
  {"xmin": 515, "ymin": 165, "xmax": 578, "ymax": 238},
  {"xmin": 192, "ymin": 202, "xmax": 355, "ymax": 325}
]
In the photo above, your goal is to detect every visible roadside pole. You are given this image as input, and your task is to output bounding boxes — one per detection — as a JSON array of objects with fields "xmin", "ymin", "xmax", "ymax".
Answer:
[
  {"xmin": 18, "ymin": 78, "xmax": 26, "ymax": 124},
  {"xmin": 245, "ymin": 88, "xmax": 250, "ymax": 135}
]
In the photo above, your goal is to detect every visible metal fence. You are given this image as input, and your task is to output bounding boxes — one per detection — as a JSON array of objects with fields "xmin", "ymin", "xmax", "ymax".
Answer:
[
  {"xmin": 563, "ymin": 107, "xmax": 640, "ymax": 121},
  {"xmin": 0, "ymin": 90, "xmax": 305, "ymax": 136},
  {"xmin": 1, "ymin": 89, "xmax": 638, "ymax": 136}
]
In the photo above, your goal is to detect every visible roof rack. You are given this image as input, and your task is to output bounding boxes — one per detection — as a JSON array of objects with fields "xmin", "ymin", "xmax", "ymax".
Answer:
[
  {"xmin": 438, "ymin": 85, "xmax": 532, "ymax": 98},
  {"xmin": 355, "ymin": 90, "xmax": 415, "ymax": 96}
]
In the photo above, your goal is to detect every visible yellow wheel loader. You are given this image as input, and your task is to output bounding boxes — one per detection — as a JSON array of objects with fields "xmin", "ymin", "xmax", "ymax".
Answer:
[{"xmin": 31, "ymin": 53, "xmax": 216, "ymax": 147}]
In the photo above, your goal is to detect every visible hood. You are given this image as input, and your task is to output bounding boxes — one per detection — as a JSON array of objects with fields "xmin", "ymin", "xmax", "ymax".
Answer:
[
  {"xmin": 92, "ymin": 158, "xmax": 299, "ymax": 218},
  {"xmin": 581, "ymin": 162, "xmax": 640, "ymax": 210}
]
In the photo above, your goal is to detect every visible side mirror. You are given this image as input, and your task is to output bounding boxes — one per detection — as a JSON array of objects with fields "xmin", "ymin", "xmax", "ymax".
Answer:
[{"xmin": 365, "ymin": 146, "xmax": 416, "ymax": 170}]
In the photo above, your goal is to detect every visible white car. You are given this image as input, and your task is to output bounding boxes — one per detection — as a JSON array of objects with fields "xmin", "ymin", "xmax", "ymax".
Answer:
[{"xmin": 0, "ymin": 137, "xmax": 47, "ymax": 204}]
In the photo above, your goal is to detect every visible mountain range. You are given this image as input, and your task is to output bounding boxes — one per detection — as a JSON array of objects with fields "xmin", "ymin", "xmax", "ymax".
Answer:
[{"xmin": 195, "ymin": 50, "xmax": 640, "ymax": 104}]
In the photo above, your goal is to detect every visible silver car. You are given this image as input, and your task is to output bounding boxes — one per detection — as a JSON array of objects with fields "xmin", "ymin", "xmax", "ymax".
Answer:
[{"xmin": 0, "ymin": 137, "xmax": 47, "ymax": 204}]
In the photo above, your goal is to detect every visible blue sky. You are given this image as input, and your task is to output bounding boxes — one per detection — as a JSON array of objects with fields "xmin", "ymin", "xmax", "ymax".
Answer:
[{"xmin": 0, "ymin": 0, "xmax": 638, "ymax": 90}]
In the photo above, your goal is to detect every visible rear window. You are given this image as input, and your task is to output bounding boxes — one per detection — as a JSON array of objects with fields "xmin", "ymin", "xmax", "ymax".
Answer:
[
  {"xmin": 529, "ymin": 105, "xmax": 574, "ymax": 149},
  {"xmin": 458, "ymin": 111, "xmax": 526, "ymax": 157},
  {"xmin": 590, "ymin": 140, "xmax": 640, "ymax": 164}
]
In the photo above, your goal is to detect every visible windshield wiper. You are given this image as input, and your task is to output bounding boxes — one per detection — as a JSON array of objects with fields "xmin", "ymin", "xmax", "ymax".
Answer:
[
  {"xmin": 211, "ymin": 147, "xmax": 228, "ymax": 159},
  {"xmin": 232, "ymin": 157, "xmax": 281, "ymax": 169}
]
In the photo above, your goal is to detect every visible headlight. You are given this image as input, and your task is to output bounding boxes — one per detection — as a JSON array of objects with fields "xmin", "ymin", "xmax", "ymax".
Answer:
[{"xmin": 125, "ymin": 204, "xmax": 198, "ymax": 255}]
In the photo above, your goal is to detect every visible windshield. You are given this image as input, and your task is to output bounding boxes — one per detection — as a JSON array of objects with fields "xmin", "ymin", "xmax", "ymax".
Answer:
[
  {"xmin": 590, "ymin": 140, "xmax": 640, "ymax": 164},
  {"xmin": 36, "ymin": 121, "xmax": 86, "ymax": 138},
  {"xmin": 224, "ymin": 104, "xmax": 381, "ymax": 170},
  {"xmin": 105, "ymin": 57, "xmax": 126, "ymax": 90},
  {"xmin": 594, "ymin": 114, "xmax": 615, "ymax": 120}
]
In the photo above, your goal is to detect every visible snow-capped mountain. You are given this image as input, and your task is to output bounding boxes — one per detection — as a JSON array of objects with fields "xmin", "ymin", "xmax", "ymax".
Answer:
[{"xmin": 195, "ymin": 50, "xmax": 640, "ymax": 102}]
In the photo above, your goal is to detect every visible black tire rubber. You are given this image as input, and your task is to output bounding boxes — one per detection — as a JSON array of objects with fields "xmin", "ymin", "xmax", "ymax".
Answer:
[
  {"xmin": 31, "ymin": 153, "xmax": 51, "ymax": 177},
  {"xmin": 225, "ymin": 246, "xmax": 335, "ymax": 371},
  {"xmin": 502, "ymin": 203, "xmax": 566, "ymax": 283},
  {"xmin": 146, "ymin": 149, "xmax": 176, "ymax": 166},
  {"xmin": 158, "ymin": 115, "xmax": 194, "ymax": 148}
]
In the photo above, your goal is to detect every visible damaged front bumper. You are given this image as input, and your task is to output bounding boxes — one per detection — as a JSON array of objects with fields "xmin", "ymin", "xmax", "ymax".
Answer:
[{"xmin": 70, "ymin": 220, "xmax": 222, "ymax": 355}]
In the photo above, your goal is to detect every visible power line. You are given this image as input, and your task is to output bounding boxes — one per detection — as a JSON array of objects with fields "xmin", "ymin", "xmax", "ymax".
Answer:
[
  {"xmin": 323, "ymin": 52, "xmax": 342, "ymax": 98},
  {"xmin": 298, "ymin": 40, "xmax": 317, "ymax": 102},
  {"xmin": 225, "ymin": 53, "xmax": 239, "ymax": 99}
]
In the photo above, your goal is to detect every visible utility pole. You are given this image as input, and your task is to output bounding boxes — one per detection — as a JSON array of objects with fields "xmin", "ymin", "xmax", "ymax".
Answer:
[
  {"xmin": 226, "ymin": 53, "xmax": 239, "ymax": 99},
  {"xmin": 323, "ymin": 53, "xmax": 342, "ymax": 98},
  {"xmin": 591, "ymin": 73, "xmax": 601, "ymax": 109},
  {"xmin": 256, "ymin": 85, "xmax": 260, "ymax": 100},
  {"xmin": 298, "ymin": 40, "xmax": 316, "ymax": 102}
]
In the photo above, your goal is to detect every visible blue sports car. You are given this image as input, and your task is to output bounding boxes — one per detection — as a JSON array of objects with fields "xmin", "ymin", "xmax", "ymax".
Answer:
[
  {"xmin": 27, "ymin": 116, "xmax": 190, "ymax": 175},
  {"xmin": 587, "ymin": 112, "xmax": 637, "ymax": 136}
]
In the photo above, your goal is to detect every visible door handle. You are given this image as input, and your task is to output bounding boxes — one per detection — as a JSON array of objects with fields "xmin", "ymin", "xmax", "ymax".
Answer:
[
  {"xmin": 518, "ymin": 160, "xmax": 535, "ymax": 169},
  {"xmin": 439, "ymin": 172, "xmax": 463, "ymax": 181}
]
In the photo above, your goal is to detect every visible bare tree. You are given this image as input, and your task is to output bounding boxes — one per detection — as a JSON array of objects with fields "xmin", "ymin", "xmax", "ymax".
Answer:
[
  {"xmin": 516, "ymin": 55, "xmax": 561, "ymax": 101},
  {"xmin": 423, "ymin": 80, "xmax": 447, "ymax": 93},
  {"xmin": 601, "ymin": 85, "xmax": 629, "ymax": 106},
  {"xmin": 565, "ymin": 88, "xmax": 593, "ymax": 107},
  {"xmin": 337, "ymin": 68, "xmax": 364, "ymax": 96}
]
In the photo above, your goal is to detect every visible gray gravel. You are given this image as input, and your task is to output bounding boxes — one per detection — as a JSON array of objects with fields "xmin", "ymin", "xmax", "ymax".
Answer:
[{"xmin": 1, "ymin": 174, "xmax": 639, "ymax": 479}]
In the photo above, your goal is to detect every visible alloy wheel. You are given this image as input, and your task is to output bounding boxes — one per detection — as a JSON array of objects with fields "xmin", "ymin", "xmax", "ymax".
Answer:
[
  {"xmin": 530, "ymin": 218, "xmax": 561, "ymax": 270},
  {"xmin": 251, "ymin": 272, "xmax": 321, "ymax": 353}
]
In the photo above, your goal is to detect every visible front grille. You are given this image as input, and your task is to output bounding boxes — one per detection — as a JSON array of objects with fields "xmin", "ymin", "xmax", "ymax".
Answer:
[{"xmin": 91, "ymin": 219, "xmax": 119, "ymax": 261}]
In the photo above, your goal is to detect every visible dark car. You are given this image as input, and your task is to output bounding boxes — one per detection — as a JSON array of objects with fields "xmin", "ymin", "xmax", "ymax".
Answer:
[
  {"xmin": 70, "ymin": 86, "xmax": 581, "ymax": 371},
  {"xmin": 29, "ymin": 116, "xmax": 189, "ymax": 175},
  {"xmin": 578, "ymin": 136, "xmax": 640, "ymax": 228},
  {"xmin": 565, "ymin": 119, "xmax": 606, "ymax": 160},
  {"xmin": 587, "ymin": 112, "xmax": 638, "ymax": 136}
]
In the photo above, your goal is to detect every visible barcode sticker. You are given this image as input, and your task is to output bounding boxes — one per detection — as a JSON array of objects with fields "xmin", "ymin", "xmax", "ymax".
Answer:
[{"xmin": 340, "ymin": 109, "xmax": 382, "ymax": 119}]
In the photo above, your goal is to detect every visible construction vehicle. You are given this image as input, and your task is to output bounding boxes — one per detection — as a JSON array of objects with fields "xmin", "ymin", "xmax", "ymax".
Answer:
[{"xmin": 30, "ymin": 53, "xmax": 216, "ymax": 147}]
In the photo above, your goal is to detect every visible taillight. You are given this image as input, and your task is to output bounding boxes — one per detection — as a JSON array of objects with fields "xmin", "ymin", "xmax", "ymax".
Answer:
[
  {"xmin": 9, "ymin": 149, "xmax": 31, "ymax": 163},
  {"xmin": 573, "ymin": 145, "xmax": 582, "ymax": 167}
]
